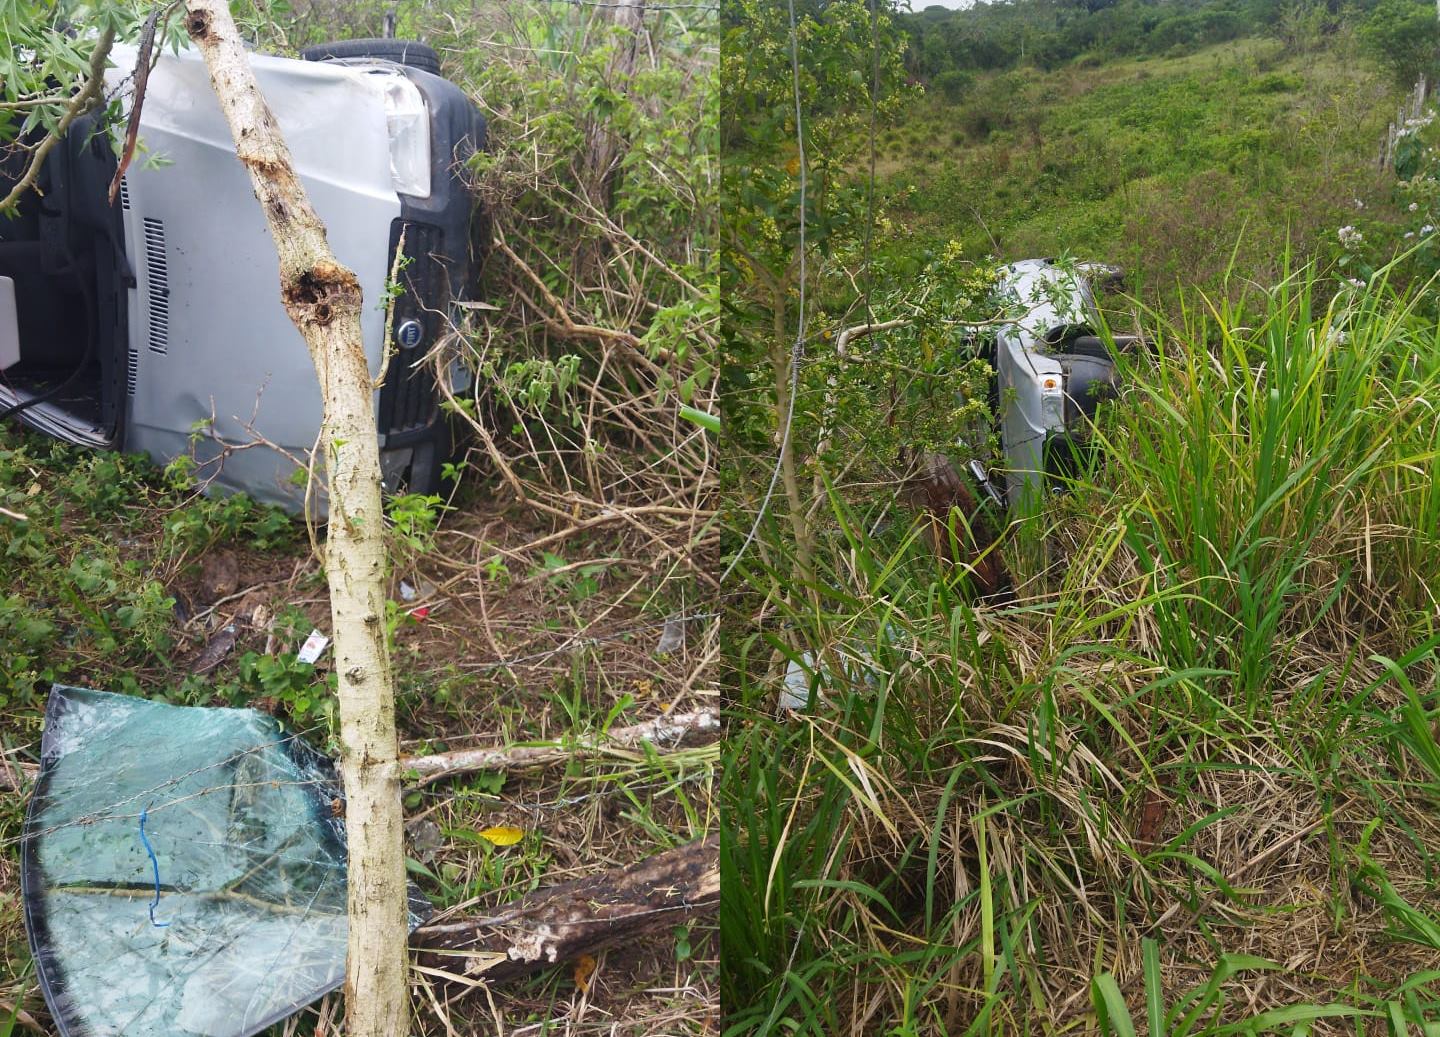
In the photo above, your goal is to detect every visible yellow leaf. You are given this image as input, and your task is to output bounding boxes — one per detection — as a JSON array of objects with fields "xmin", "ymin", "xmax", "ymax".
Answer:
[
  {"xmin": 478, "ymin": 825, "xmax": 524, "ymax": 847},
  {"xmin": 573, "ymin": 953, "xmax": 597, "ymax": 992}
]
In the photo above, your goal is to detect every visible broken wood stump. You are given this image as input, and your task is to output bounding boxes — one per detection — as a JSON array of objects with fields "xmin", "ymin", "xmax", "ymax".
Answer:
[{"xmin": 411, "ymin": 836, "xmax": 718, "ymax": 986}]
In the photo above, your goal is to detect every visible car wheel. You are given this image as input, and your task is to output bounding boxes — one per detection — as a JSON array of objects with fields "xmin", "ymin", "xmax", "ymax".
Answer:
[{"xmin": 299, "ymin": 38, "xmax": 442, "ymax": 76}]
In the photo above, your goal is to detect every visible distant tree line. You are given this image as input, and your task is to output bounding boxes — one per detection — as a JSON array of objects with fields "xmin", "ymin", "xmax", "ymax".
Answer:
[{"xmin": 899, "ymin": 0, "xmax": 1440, "ymax": 96}]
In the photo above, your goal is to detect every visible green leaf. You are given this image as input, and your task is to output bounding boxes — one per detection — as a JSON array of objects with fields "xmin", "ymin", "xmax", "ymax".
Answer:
[
  {"xmin": 679, "ymin": 404, "xmax": 720, "ymax": 434},
  {"xmin": 1093, "ymin": 973, "xmax": 1137, "ymax": 1037}
]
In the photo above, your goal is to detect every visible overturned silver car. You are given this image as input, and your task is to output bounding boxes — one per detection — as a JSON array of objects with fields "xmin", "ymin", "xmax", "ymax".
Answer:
[
  {"xmin": 0, "ymin": 37, "xmax": 487, "ymax": 510},
  {"xmin": 988, "ymin": 258, "xmax": 1140, "ymax": 508}
]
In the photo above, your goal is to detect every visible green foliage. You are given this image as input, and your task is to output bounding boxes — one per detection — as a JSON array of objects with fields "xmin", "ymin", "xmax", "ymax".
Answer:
[
  {"xmin": 386, "ymin": 492, "xmax": 447, "ymax": 555},
  {"xmin": 721, "ymin": 267, "xmax": 1440, "ymax": 1030},
  {"xmin": 233, "ymin": 651, "xmax": 337, "ymax": 737},
  {"xmin": 1359, "ymin": 0, "xmax": 1440, "ymax": 88},
  {"xmin": 1325, "ymin": 105, "xmax": 1440, "ymax": 312},
  {"xmin": 0, "ymin": 2, "xmax": 154, "ymax": 160},
  {"xmin": 722, "ymin": 0, "xmax": 1001, "ymax": 591},
  {"xmin": 931, "ymin": 68, "xmax": 973, "ymax": 104},
  {"xmin": 901, "ymin": 0, "xmax": 1290, "ymax": 79},
  {"xmin": 723, "ymin": 0, "xmax": 911, "ymax": 276},
  {"xmin": 0, "ymin": 440, "xmax": 180, "ymax": 703},
  {"xmin": 0, "ymin": 434, "xmax": 306, "ymax": 709},
  {"xmin": 1092, "ymin": 942, "xmax": 1363, "ymax": 1035},
  {"xmin": 491, "ymin": 355, "xmax": 583, "ymax": 426},
  {"xmin": 1102, "ymin": 271, "xmax": 1440, "ymax": 695},
  {"xmin": 879, "ymin": 37, "xmax": 1390, "ymax": 310},
  {"xmin": 808, "ymin": 242, "xmax": 999, "ymax": 474},
  {"xmin": 162, "ymin": 489, "xmax": 296, "ymax": 557},
  {"xmin": 433, "ymin": 2, "xmax": 717, "ymax": 485}
]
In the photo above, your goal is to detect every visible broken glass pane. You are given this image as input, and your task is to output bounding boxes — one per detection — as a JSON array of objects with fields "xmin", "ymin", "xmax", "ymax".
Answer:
[{"xmin": 21, "ymin": 686, "xmax": 430, "ymax": 1037}]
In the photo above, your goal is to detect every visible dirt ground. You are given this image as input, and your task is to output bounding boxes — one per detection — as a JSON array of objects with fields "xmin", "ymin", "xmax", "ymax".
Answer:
[{"xmin": 0, "ymin": 453, "xmax": 717, "ymax": 1036}]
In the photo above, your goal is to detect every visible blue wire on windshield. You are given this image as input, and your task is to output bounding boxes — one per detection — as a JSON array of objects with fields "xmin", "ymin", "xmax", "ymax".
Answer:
[{"xmin": 138, "ymin": 807, "xmax": 170, "ymax": 928}]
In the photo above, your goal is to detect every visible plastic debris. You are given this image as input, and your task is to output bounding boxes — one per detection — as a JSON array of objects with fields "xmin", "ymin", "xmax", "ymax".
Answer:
[
  {"xmin": 296, "ymin": 628, "xmax": 329, "ymax": 665},
  {"xmin": 779, "ymin": 643, "xmax": 887, "ymax": 713},
  {"xmin": 655, "ymin": 613, "xmax": 687, "ymax": 655},
  {"xmin": 21, "ymin": 686, "xmax": 431, "ymax": 1037},
  {"xmin": 398, "ymin": 578, "xmax": 436, "ymax": 604}
]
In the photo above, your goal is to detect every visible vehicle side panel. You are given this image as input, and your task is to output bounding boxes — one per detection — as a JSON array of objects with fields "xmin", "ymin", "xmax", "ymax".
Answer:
[{"xmin": 109, "ymin": 44, "xmax": 400, "ymax": 508}]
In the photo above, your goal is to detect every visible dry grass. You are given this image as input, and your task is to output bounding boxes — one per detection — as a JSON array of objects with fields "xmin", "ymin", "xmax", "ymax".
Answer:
[{"xmin": 722, "ymin": 272, "xmax": 1440, "ymax": 1033}]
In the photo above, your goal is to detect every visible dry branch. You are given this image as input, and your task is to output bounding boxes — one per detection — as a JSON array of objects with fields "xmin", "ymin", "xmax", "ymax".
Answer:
[
  {"xmin": 402, "ymin": 707, "xmax": 720, "ymax": 785},
  {"xmin": 1, "ymin": 708, "xmax": 720, "ymax": 794},
  {"xmin": 496, "ymin": 237, "xmax": 672, "ymax": 366},
  {"xmin": 411, "ymin": 836, "xmax": 717, "ymax": 986},
  {"xmin": 1, "ymin": 759, "xmax": 38, "ymax": 792}
]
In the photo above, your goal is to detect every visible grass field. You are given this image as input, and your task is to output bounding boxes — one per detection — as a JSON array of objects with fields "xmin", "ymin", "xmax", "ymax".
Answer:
[
  {"xmin": 874, "ymin": 36, "xmax": 1396, "ymax": 305},
  {"xmin": 724, "ymin": 262, "xmax": 1440, "ymax": 1035},
  {"xmin": 720, "ymin": 19, "xmax": 1440, "ymax": 1037}
]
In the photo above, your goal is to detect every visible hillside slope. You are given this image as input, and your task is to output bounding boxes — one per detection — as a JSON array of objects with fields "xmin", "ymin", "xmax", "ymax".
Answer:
[{"xmin": 879, "ymin": 35, "xmax": 1396, "ymax": 299}]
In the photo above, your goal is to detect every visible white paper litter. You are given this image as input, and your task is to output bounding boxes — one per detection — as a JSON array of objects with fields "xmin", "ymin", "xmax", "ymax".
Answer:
[{"xmin": 296, "ymin": 629, "xmax": 330, "ymax": 665}]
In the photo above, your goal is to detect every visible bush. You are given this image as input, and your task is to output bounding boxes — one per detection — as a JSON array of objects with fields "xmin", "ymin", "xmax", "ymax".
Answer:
[
  {"xmin": 1360, "ymin": 0, "xmax": 1440, "ymax": 87},
  {"xmin": 932, "ymin": 68, "xmax": 974, "ymax": 103}
]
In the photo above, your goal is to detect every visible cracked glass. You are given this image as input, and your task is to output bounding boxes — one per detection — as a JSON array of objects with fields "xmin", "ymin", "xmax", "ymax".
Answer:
[{"xmin": 21, "ymin": 686, "xmax": 430, "ymax": 1037}]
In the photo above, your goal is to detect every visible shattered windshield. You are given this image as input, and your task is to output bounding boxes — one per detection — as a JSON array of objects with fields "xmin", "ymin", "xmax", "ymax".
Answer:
[{"xmin": 21, "ymin": 686, "xmax": 429, "ymax": 1037}]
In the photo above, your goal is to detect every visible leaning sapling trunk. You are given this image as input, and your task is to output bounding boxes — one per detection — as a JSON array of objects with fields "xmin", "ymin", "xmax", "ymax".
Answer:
[{"xmin": 179, "ymin": 3, "xmax": 410, "ymax": 1033}]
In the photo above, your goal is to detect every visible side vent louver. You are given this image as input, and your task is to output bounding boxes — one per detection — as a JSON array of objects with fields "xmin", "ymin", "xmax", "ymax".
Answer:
[
  {"xmin": 143, "ymin": 217, "xmax": 169, "ymax": 355},
  {"xmin": 118, "ymin": 177, "xmax": 130, "ymax": 211}
]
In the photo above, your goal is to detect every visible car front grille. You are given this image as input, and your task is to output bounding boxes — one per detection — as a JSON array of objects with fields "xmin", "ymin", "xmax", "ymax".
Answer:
[{"xmin": 379, "ymin": 220, "xmax": 447, "ymax": 436}]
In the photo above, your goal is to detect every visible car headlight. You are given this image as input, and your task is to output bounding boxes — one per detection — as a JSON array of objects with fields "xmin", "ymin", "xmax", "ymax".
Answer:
[{"xmin": 375, "ymin": 73, "xmax": 431, "ymax": 198}]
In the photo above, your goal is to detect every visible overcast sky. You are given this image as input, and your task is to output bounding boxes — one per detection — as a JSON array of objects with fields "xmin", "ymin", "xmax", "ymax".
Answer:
[{"xmin": 909, "ymin": 0, "xmax": 975, "ymax": 8}]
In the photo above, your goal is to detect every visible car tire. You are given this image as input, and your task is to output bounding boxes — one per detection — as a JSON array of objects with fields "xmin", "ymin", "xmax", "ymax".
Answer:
[{"xmin": 299, "ymin": 38, "xmax": 442, "ymax": 76}]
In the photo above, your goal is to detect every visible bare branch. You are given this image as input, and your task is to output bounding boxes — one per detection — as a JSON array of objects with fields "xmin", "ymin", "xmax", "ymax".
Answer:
[
  {"xmin": 401, "ymin": 708, "xmax": 720, "ymax": 785},
  {"xmin": 0, "ymin": 26, "xmax": 117, "ymax": 215}
]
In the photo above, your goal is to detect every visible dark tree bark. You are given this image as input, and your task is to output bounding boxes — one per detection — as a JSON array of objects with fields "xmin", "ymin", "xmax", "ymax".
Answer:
[{"xmin": 412, "ymin": 837, "xmax": 718, "ymax": 985}]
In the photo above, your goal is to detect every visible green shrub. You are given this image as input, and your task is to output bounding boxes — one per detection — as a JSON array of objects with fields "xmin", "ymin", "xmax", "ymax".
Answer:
[{"xmin": 1360, "ymin": 0, "xmax": 1440, "ymax": 87}]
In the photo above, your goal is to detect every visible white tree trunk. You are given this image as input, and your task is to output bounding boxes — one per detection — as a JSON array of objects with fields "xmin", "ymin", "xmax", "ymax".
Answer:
[{"xmin": 179, "ymin": 4, "xmax": 409, "ymax": 1033}]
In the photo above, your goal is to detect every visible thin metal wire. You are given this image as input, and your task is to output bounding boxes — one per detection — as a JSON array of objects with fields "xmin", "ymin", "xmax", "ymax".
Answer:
[
  {"xmin": 541, "ymin": 0, "xmax": 717, "ymax": 9},
  {"xmin": 457, "ymin": 612, "xmax": 718, "ymax": 671},
  {"xmin": 720, "ymin": 0, "xmax": 808, "ymax": 587}
]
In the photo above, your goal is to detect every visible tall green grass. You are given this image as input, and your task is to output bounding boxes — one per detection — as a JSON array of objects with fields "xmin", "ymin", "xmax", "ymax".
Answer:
[
  {"xmin": 721, "ymin": 268, "xmax": 1440, "ymax": 1033},
  {"xmin": 1099, "ymin": 267, "xmax": 1440, "ymax": 696}
]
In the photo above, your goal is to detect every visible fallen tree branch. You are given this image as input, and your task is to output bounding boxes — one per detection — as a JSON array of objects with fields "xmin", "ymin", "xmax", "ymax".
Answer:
[
  {"xmin": 834, "ymin": 317, "xmax": 912, "ymax": 354},
  {"xmin": 1, "ymin": 708, "xmax": 721, "ymax": 794},
  {"xmin": 107, "ymin": 3, "xmax": 177, "ymax": 206},
  {"xmin": 401, "ymin": 707, "xmax": 719, "ymax": 786},
  {"xmin": 496, "ymin": 237, "xmax": 672, "ymax": 367},
  {"xmin": 411, "ymin": 835, "xmax": 717, "ymax": 986}
]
